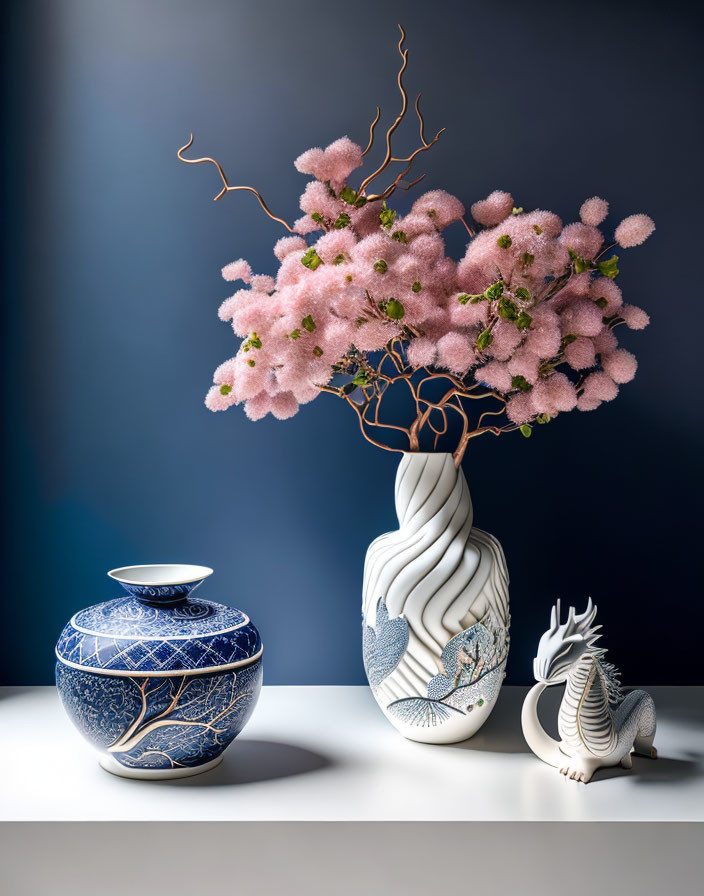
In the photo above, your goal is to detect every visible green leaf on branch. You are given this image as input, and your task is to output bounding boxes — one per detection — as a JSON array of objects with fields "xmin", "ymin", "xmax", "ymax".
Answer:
[
  {"xmin": 301, "ymin": 247, "xmax": 323, "ymax": 270},
  {"xmin": 511, "ymin": 375, "xmax": 531, "ymax": 392},
  {"xmin": 598, "ymin": 255, "xmax": 620, "ymax": 279},
  {"xmin": 485, "ymin": 281, "xmax": 504, "ymax": 301},
  {"xmin": 516, "ymin": 311, "xmax": 532, "ymax": 330},
  {"xmin": 219, "ymin": 384, "xmax": 232, "ymax": 396},
  {"xmin": 334, "ymin": 213, "xmax": 351, "ymax": 229},
  {"xmin": 533, "ymin": 224, "xmax": 543, "ymax": 235},
  {"xmin": 573, "ymin": 256, "xmax": 591, "ymax": 274},
  {"xmin": 522, "ymin": 252, "xmax": 534, "ymax": 267},
  {"xmin": 311, "ymin": 212, "xmax": 324, "ymax": 224},
  {"xmin": 512, "ymin": 207, "xmax": 523, "ymax": 215},
  {"xmin": 340, "ymin": 186, "xmax": 366, "ymax": 208},
  {"xmin": 535, "ymin": 413, "xmax": 552, "ymax": 424},
  {"xmin": 497, "ymin": 234, "xmax": 512, "ymax": 249},
  {"xmin": 562, "ymin": 333, "xmax": 577, "ymax": 346},
  {"xmin": 352, "ymin": 370, "xmax": 370, "ymax": 386},
  {"xmin": 595, "ymin": 296, "xmax": 608, "ymax": 309},
  {"xmin": 477, "ymin": 328, "xmax": 494, "ymax": 351},
  {"xmin": 247, "ymin": 359, "xmax": 255, "ymax": 368},
  {"xmin": 498, "ymin": 297, "xmax": 519, "ymax": 321},
  {"xmin": 301, "ymin": 315, "xmax": 316, "ymax": 332},
  {"xmin": 514, "ymin": 287, "xmax": 531, "ymax": 300},
  {"xmin": 385, "ymin": 299, "xmax": 405, "ymax": 320},
  {"xmin": 379, "ymin": 202, "xmax": 396, "ymax": 229},
  {"xmin": 373, "ymin": 259, "xmax": 388, "ymax": 274},
  {"xmin": 457, "ymin": 293, "xmax": 472, "ymax": 305},
  {"xmin": 412, "ymin": 281, "xmax": 422, "ymax": 293},
  {"xmin": 392, "ymin": 230, "xmax": 407, "ymax": 243},
  {"xmin": 286, "ymin": 329, "xmax": 301, "ymax": 340},
  {"xmin": 520, "ymin": 424, "xmax": 532, "ymax": 438},
  {"xmin": 333, "ymin": 254, "xmax": 346, "ymax": 265},
  {"xmin": 242, "ymin": 332, "xmax": 262, "ymax": 352},
  {"xmin": 312, "ymin": 346, "xmax": 323, "ymax": 357}
]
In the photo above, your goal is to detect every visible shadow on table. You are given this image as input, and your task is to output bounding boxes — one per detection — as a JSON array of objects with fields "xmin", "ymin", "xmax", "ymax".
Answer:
[
  {"xmin": 444, "ymin": 687, "xmax": 542, "ymax": 755},
  {"xmin": 651, "ymin": 686, "xmax": 704, "ymax": 728},
  {"xmin": 442, "ymin": 686, "xmax": 704, "ymax": 788},
  {"xmin": 165, "ymin": 739, "xmax": 332, "ymax": 788},
  {"xmin": 0, "ymin": 687, "xmax": 37, "ymax": 702},
  {"xmin": 583, "ymin": 752, "xmax": 702, "ymax": 785}
]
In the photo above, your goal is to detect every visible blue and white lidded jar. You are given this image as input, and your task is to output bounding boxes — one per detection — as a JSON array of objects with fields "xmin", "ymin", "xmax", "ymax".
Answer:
[{"xmin": 55, "ymin": 564, "xmax": 263, "ymax": 779}]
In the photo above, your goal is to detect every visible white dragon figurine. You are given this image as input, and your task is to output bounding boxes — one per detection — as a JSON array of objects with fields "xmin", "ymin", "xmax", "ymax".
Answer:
[{"xmin": 521, "ymin": 598, "xmax": 657, "ymax": 783}]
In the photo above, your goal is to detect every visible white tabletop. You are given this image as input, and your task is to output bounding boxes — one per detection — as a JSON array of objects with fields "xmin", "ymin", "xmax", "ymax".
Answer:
[{"xmin": 1, "ymin": 685, "xmax": 701, "ymax": 823}]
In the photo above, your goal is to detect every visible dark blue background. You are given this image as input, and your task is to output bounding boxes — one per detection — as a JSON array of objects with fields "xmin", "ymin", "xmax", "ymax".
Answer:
[{"xmin": 2, "ymin": 0, "xmax": 701, "ymax": 685}]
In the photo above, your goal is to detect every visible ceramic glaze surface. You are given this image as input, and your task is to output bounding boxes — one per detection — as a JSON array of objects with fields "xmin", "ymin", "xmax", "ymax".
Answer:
[
  {"xmin": 55, "ymin": 565, "xmax": 262, "ymax": 778},
  {"xmin": 56, "ymin": 660, "xmax": 262, "ymax": 772},
  {"xmin": 362, "ymin": 453, "xmax": 510, "ymax": 744},
  {"xmin": 56, "ymin": 597, "xmax": 260, "ymax": 674}
]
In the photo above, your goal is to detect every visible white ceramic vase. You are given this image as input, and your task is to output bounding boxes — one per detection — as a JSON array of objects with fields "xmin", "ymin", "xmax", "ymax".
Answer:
[{"xmin": 362, "ymin": 452, "xmax": 510, "ymax": 744}]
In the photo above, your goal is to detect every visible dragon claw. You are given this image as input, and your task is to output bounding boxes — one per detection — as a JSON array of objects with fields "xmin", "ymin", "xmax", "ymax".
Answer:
[{"xmin": 558, "ymin": 763, "xmax": 592, "ymax": 783}]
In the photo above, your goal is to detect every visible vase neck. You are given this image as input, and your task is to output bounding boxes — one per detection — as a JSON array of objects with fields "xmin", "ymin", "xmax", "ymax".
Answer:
[
  {"xmin": 126, "ymin": 584, "xmax": 194, "ymax": 606},
  {"xmin": 395, "ymin": 452, "xmax": 470, "ymax": 529}
]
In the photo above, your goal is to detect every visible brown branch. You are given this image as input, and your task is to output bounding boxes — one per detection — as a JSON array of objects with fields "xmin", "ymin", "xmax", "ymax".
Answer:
[
  {"xmin": 459, "ymin": 216, "xmax": 475, "ymax": 238},
  {"xmin": 362, "ymin": 107, "xmax": 381, "ymax": 157},
  {"xmin": 415, "ymin": 93, "xmax": 429, "ymax": 147},
  {"xmin": 355, "ymin": 25, "xmax": 409, "ymax": 199},
  {"xmin": 344, "ymin": 394, "xmax": 406, "ymax": 455},
  {"xmin": 177, "ymin": 134, "xmax": 295, "ymax": 232},
  {"xmin": 475, "ymin": 405, "xmax": 507, "ymax": 432},
  {"xmin": 373, "ymin": 128, "xmax": 446, "ymax": 202}
]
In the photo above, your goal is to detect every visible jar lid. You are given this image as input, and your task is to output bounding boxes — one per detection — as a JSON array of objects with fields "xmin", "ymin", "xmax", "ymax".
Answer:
[{"xmin": 55, "ymin": 565, "xmax": 262, "ymax": 676}]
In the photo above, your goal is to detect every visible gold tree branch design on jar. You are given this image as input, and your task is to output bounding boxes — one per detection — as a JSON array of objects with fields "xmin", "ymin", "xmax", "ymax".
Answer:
[{"xmin": 178, "ymin": 25, "xmax": 654, "ymax": 743}]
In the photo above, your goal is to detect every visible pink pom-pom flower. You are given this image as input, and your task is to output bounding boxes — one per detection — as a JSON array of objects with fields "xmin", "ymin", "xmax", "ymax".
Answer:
[
  {"xmin": 222, "ymin": 259, "xmax": 252, "ymax": 283},
  {"xmin": 559, "ymin": 223, "xmax": 604, "ymax": 260},
  {"xmin": 274, "ymin": 236, "xmax": 307, "ymax": 262},
  {"xmin": 205, "ymin": 384, "xmax": 236, "ymax": 412},
  {"xmin": 506, "ymin": 392, "xmax": 533, "ymax": 425},
  {"xmin": 581, "ymin": 371, "xmax": 619, "ymax": 403},
  {"xmin": 601, "ymin": 349, "xmax": 637, "ymax": 384},
  {"xmin": 294, "ymin": 138, "xmax": 363, "ymax": 188},
  {"xmin": 620, "ymin": 304, "xmax": 650, "ymax": 330},
  {"xmin": 470, "ymin": 191, "xmax": 514, "ymax": 227},
  {"xmin": 475, "ymin": 361, "xmax": 512, "ymax": 393},
  {"xmin": 577, "ymin": 396, "xmax": 602, "ymax": 412},
  {"xmin": 407, "ymin": 338, "xmax": 437, "ymax": 368},
  {"xmin": 270, "ymin": 392, "xmax": 299, "ymax": 420},
  {"xmin": 411, "ymin": 190, "xmax": 465, "ymax": 229},
  {"xmin": 564, "ymin": 337, "xmax": 596, "ymax": 370},
  {"xmin": 614, "ymin": 214, "xmax": 655, "ymax": 248},
  {"xmin": 579, "ymin": 197, "xmax": 609, "ymax": 226},
  {"xmin": 437, "ymin": 333, "xmax": 475, "ymax": 373}
]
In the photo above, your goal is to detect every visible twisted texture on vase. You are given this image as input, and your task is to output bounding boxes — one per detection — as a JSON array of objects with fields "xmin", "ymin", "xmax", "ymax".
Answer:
[{"xmin": 363, "ymin": 453, "xmax": 509, "ymax": 709}]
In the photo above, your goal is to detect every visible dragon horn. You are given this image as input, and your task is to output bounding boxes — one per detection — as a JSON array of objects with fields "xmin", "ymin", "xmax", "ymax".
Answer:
[
  {"xmin": 566, "ymin": 606, "xmax": 576, "ymax": 631},
  {"xmin": 575, "ymin": 598, "xmax": 597, "ymax": 634}
]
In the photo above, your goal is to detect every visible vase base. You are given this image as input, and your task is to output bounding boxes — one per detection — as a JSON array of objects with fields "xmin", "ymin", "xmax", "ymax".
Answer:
[
  {"xmin": 383, "ymin": 696, "xmax": 499, "ymax": 745},
  {"xmin": 99, "ymin": 753, "xmax": 224, "ymax": 780}
]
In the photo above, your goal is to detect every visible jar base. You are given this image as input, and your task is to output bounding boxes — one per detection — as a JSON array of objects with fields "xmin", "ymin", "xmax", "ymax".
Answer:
[{"xmin": 99, "ymin": 753, "xmax": 224, "ymax": 780}]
